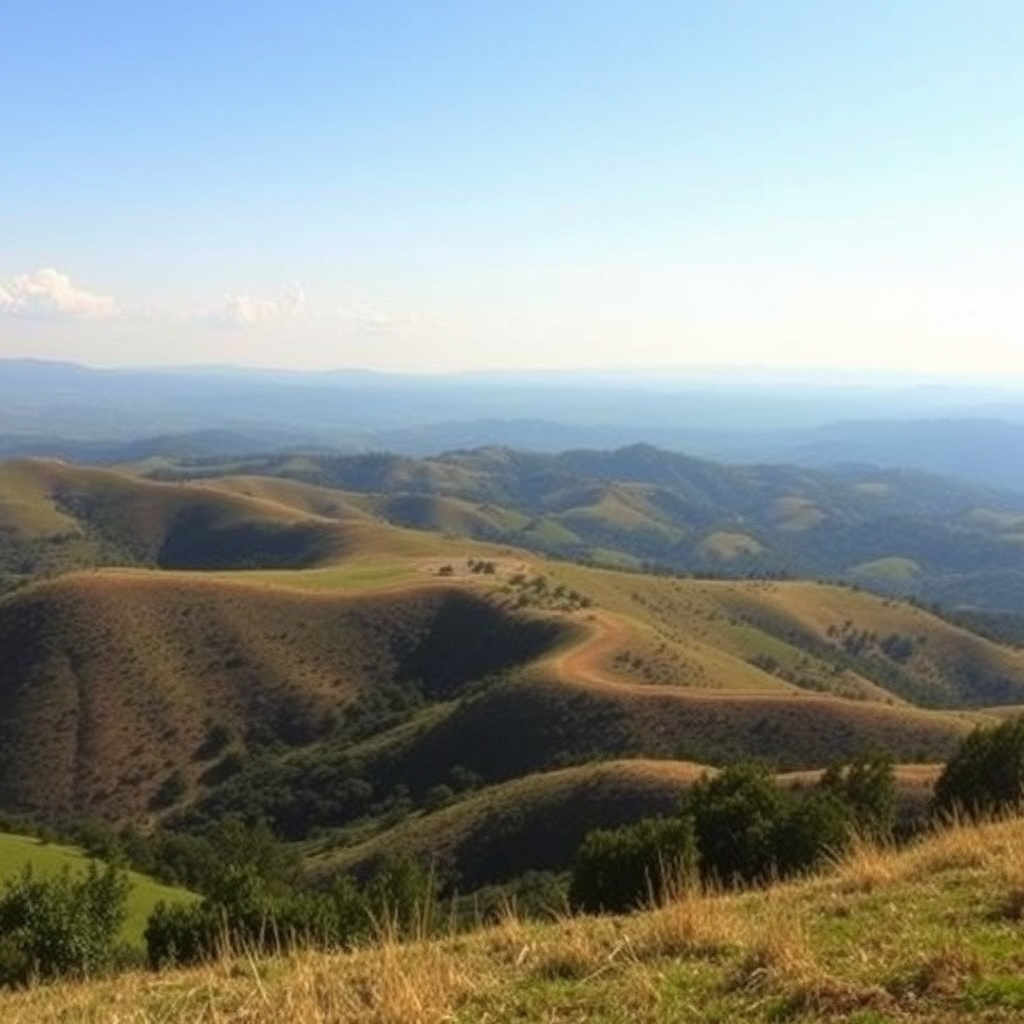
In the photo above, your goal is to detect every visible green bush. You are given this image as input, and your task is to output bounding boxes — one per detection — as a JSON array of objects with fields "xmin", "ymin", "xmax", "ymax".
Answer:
[
  {"xmin": 819, "ymin": 753, "xmax": 896, "ymax": 839},
  {"xmin": 686, "ymin": 763, "xmax": 792, "ymax": 885},
  {"xmin": 0, "ymin": 863, "xmax": 129, "ymax": 985},
  {"xmin": 569, "ymin": 760, "xmax": 890, "ymax": 910},
  {"xmin": 934, "ymin": 717, "xmax": 1024, "ymax": 817},
  {"xmin": 774, "ymin": 790, "xmax": 852, "ymax": 874},
  {"xmin": 146, "ymin": 864, "xmax": 367, "ymax": 968},
  {"xmin": 145, "ymin": 855, "xmax": 435, "ymax": 968},
  {"xmin": 569, "ymin": 815, "xmax": 697, "ymax": 913},
  {"xmin": 685, "ymin": 762, "xmax": 859, "ymax": 886}
]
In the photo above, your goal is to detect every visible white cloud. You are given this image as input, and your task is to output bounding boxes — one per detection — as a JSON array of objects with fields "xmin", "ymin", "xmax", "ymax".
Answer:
[
  {"xmin": 202, "ymin": 283, "xmax": 307, "ymax": 329},
  {"xmin": 0, "ymin": 268, "xmax": 117, "ymax": 320}
]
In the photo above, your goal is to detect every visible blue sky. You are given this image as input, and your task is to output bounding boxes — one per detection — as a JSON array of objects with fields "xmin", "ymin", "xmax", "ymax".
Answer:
[{"xmin": 0, "ymin": 1, "xmax": 1021, "ymax": 374}]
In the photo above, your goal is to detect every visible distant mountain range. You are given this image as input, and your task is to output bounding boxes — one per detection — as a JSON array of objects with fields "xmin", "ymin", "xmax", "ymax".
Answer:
[{"xmin": 3, "ymin": 358, "xmax": 1024, "ymax": 491}]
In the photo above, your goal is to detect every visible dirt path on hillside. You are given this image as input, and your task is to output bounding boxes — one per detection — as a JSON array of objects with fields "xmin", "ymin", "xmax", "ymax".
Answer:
[
  {"xmin": 542, "ymin": 611, "xmax": 974, "ymax": 715},
  {"xmin": 543, "ymin": 610, "xmax": 775, "ymax": 700},
  {"xmin": 547, "ymin": 610, "xmax": 633, "ymax": 686}
]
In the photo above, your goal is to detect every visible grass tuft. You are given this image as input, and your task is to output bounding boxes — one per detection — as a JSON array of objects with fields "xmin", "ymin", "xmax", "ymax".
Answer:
[
  {"xmin": 730, "ymin": 894, "xmax": 818, "ymax": 994},
  {"xmin": 632, "ymin": 885, "xmax": 740, "ymax": 960}
]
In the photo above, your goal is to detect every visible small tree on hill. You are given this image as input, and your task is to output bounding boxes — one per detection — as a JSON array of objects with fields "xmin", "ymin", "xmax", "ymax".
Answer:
[
  {"xmin": 686, "ymin": 763, "xmax": 790, "ymax": 885},
  {"xmin": 934, "ymin": 717, "xmax": 1024, "ymax": 817},
  {"xmin": 570, "ymin": 815, "xmax": 697, "ymax": 913},
  {"xmin": 820, "ymin": 752, "xmax": 897, "ymax": 839},
  {"xmin": 686, "ymin": 762, "xmax": 856, "ymax": 885}
]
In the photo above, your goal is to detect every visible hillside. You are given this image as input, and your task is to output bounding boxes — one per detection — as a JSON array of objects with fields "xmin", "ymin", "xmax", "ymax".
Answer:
[
  {"xmin": 5, "ymin": 456, "xmax": 1024, "ymax": 892},
  {"xmin": 311, "ymin": 759, "xmax": 940, "ymax": 892},
  {"xmin": 0, "ymin": 570, "xmax": 572, "ymax": 820},
  {"xmin": 5, "ymin": 814, "xmax": 1024, "ymax": 1022},
  {"xmin": 149, "ymin": 444, "xmax": 1024, "ymax": 612},
  {"xmin": 0, "ymin": 458, "xmax": 352, "ymax": 588},
  {"xmin": 0, "ymin": 546, "xmax": 998, "ymax": 827}
]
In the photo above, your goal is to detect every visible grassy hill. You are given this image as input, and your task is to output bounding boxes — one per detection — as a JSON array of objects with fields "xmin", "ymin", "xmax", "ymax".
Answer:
[
  {"xmin": 0, "ymin": 570, "xmax": 572, "ymax": 820},
  {"xmin": 148, "ymin": 444, "xmax": 1024, "ymax": 612},
  {"xmin": 0, "ymin": 831, "xmax": 194, "ymax": 947},
  {"xmin": 5, "ymin": 815, "xmax": 1024, "ymax": 1021},
  {"xmin": 0, "ymin": 552, "xmax": 993, "ymax": 827},
  {"xmin": 0, "ymin": 491, "xmax": 1015, "ymax": 883},
  {"xmin": 310, "ymin": 760, "xmax": 712, "ymax": 889},
  {"xmin": 0, "ymin": 458, "xmax": 353, "ymax": 588}
]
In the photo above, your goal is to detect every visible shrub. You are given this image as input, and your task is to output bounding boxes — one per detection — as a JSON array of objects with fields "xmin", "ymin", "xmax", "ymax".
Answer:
[
  {"xmin": 145, "ymin": 864, "xmax": 363, "ymax": 968},
  {"xmin": 687, "ymin": 763, "xmax": 791, "ymax": 885},
  {"xmin": 820, "ymin": 753, "xmax": 897, "ymax": 839},
  {"xmin": 687, "ymin": 762, "xmax": 859, "ymax": 886},
  {"xmin": 0, "ymin": 863, "xmax": 129, "ymax": 985},
  {"xmin": 934, "ymin": 717, "xmax": 1024, "ymax": 817},
  {"xmin": 774, "ymin": 790, "xmax": 852, "ymax": 873},
  {"xmin": 570, "ymin": 815, "xmax": 697, "ymax": 913},
  {"xmin": 145, "ymin": 856, "xmax": 435, "ymax": 969}
]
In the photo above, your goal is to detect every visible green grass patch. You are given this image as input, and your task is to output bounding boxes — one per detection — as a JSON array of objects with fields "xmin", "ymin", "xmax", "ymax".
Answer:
[
  {"xmin": 850, "ymin": 556, "xmax": 922, "ymax": 583},
  {"xmin": 222, "ymin": 562, "xmax": 415, "ymax": 590},
  {"xmin": 0, "ymin": 831, "xmax": 196, "ymax": 948}
]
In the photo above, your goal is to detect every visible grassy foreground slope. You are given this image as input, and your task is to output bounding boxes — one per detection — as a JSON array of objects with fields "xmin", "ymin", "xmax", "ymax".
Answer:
[
  {"xmin": 6, "ymin": 815, "xmax": 1024, "ymax": 1022},
  {"xmin": 0, "ymin": 832, "xmax": 194, "ymax": 947}
]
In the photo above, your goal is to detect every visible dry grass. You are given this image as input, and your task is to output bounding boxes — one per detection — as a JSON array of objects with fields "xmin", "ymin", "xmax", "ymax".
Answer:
[
  {"xmin": 902, "ymin": 945, "xmax": 984, "ymax": 998},
  {"xmin": 0, "ymin": 942, "xmax": 477, "ymax": 1024},
  {"xmin": 830, "ymin": 813, "xmax": 1006, "ymax": 895},
  {"xmin": 631, "ymin": 885, "xmax": 741, "ymax": 960},
  {"xmin": 9, "ymin": 818, "xmax": 1024, "ymax": 1021},
  {"xmin": 730, "ymin": 890, "xmax": 819, "ymax": 993},
  {"xmin": 829, "ymin": 834, "xmax": 904, "ymax": 892},
  {"xmin": 998, "ymin": 837, "xmax": 1024, "ymax": 920}
]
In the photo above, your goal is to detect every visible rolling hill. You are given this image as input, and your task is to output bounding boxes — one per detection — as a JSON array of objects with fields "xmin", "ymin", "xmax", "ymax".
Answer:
[
  {"xmin": 0, "ymin": 458, "xmax": 350, "ymax": 588},
  {"xmin": 310, "ymin": 759, "xmax": 940, "ymax": 892},
  {"xmin": 0, "ymin": 569, "xmax": 571, "ymax": 820},
  {"xmin": 4, "ymin": 454, "xmax": 1024, "ymax": 893},
  {"xmin": 145, "ymin": 444, "xmax": 1024, "ymax": 612}
]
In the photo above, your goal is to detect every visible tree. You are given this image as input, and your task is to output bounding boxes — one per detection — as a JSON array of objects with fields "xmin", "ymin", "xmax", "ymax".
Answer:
[
  {"xmin": 686, "ymin": 763, "xmax": 790, "ymax": 885},
  {"xmin": 0, "ymin": 863, "xmax": 129, "ymax": 985},
  {"xmin": 686, "ymin": 762, "xmax": 857, "ymax": 885},
  {"xmin": 775, "ymin": 791, "xmax": 851, "ymax": 874},
  {"xmin": 934, "ymin": 717, "xmax": 1024, "ymax": 817},
  {"xmin": 570, "ymin": 816, "xmax": 697, "ymax": 913},
  {"xmin": 820, "ymin": 752, "xmax": 897, "ymax": 839}
]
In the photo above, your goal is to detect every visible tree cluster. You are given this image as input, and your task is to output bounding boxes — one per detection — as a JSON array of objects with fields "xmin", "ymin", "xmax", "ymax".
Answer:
[
  {"xmin": 571, "ymin": 756, "xmax": 895, "ymax": 913},
  {"xmin": 0, "ymin": 863, "xmax": 128, "ymax": 986}
]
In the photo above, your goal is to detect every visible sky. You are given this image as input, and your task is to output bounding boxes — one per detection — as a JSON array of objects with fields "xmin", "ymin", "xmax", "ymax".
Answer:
[{"xmin": 0, "ymin": 1, "xmax": 1021, "ymax": 375}]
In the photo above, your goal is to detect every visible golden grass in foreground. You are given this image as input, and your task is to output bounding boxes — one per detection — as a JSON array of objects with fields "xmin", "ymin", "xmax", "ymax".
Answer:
[{"xmin": 9, "ymin": 816, "xmax": 1024, "ymax": 1022}]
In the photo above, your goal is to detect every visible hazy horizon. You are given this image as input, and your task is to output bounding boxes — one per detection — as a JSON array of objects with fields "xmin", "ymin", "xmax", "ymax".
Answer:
[{"xmin": 2, "ymin": 2, "xmax": 1021, "ymax": 375}]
